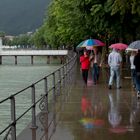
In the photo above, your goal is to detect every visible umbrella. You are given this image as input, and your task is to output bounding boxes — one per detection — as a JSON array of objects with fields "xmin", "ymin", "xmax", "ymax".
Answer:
[
  {"xmin": 82, "ymin": 39, "xmax": 105, "ymax": 50},
  {"xmin": 76, "ymin": 39, "xmax": 105, "ymax": 50},
  {"xmin": 109, "ymin": 43, "xmax": 128, "ymax": 50},
  {"xmin": 93, "ymin": 119, "xmax": 105, "ymax": 126},
  {"xmin": 79, "ymin": 118, "xmax": 94, "ymax": 129},
  {"xmin": 128, "ymin": 40, "xmax": 140, "ymax": 49},
  {"xmin": 79, "ymin": 118, "xmax": 105, "ymax": 129},
  {"xmin": 109, "ymin": 126, "xmax": 128, "ymax": 134},
  {"xmin": 126, "ymin": 48, "xmax": 138, "ymax": 52},
  {"xmin": 76, "ymin": 41, "xmax": 85, "ymax": 50}
]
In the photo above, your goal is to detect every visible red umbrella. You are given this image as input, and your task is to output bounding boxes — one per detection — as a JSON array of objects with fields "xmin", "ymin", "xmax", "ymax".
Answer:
[
  {"xmin": 93, "ymin": 119, "xmax": 105, "ymax": 126},
  {"xmin": 109, "ymin": 43, "xmax": 128, "ymax": 50}
]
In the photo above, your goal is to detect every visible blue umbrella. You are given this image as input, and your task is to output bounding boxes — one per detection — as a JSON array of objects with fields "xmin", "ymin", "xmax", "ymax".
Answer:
[
  {"xmin": 76, "ymin": 39, "xmax": 105, "ymax": 50},
  {"xmin": 82, "ymin": 39, "xmax": 105, "ymax": 47},
  {"xmin": 76, "ymin": 41, "xmax": 85, "ymax": 49}
]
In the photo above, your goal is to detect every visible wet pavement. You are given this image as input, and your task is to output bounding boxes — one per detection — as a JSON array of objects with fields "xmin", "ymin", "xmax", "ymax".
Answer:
[
  {"xmin": 51, "ymin": 67, "xmax": 140, "ymax": 140},
  {"xmin": 18, "ymin": 66, "xmax": 140, "ymax": 140}
]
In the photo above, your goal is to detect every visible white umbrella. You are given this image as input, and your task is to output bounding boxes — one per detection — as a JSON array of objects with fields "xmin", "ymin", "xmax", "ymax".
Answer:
[
  {"xmin": 128, "ymin": 40, "xmax": 140, "ymax": 49},
  {"xmin": 126, "ymin": 48, "xmax": 138, "ymax": 52}
]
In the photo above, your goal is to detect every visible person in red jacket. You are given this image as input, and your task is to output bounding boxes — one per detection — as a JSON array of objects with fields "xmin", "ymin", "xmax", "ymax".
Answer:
[{"xmin": 80, "ymin": 50, "xmax": 90, "ymax": 85}]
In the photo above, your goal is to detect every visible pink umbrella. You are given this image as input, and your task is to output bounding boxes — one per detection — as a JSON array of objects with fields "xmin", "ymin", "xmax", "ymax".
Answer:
[
  {"xmin": 109, "ymin": 43, "xmax": 128, "ymax": 50},
  {"xmin": 92, "ymin": 119, "xmax": 105, "ymax": 126},
  {"xmin": 109, "ymin": 126, "xmax": 128, "ymax": 134}
]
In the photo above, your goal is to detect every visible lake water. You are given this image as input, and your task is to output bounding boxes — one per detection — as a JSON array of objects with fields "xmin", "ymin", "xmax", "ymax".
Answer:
[{"xmin": 0, "ymin": 56, "xmax": 60, "ymax": 138}]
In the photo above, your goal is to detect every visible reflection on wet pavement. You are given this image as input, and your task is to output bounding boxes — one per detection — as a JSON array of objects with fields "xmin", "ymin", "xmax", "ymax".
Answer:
[{"xmin": 40, "ymin": 68, "xmax": 140, "ymax": 140}]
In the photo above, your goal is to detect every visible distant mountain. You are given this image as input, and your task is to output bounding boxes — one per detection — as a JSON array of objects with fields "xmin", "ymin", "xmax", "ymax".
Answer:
[{"xmin": 0, "ymin": 0, "xmax": 50, "ymax": 35}]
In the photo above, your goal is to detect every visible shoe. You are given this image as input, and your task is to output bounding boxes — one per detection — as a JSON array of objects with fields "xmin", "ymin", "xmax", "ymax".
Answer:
[
  {"xmin": 133, "ymin": 84, "xmax": 136, "ymax": 88},
  {"xmin": 108, "ymin": 85, "xmax": 112, "ymax": 89}
]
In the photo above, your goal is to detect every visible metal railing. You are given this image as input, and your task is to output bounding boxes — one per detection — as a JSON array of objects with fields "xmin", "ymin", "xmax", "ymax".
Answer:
[{"xmin": 0, "ymin": 52, "xmax": 77, "ymax": 140}]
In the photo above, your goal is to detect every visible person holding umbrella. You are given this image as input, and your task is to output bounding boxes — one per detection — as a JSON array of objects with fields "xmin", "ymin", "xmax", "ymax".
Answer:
[
  {"xmin": 128, "ymin": 41, "xmax": 140, "ymax": 99},
  {"xmin": 134, "ymin": 50, "xmax": 140, "ymax": 99},
  {"xmin": 80, "ymin": 49, "xmax": 90, "ymax": 85},
  {"xmin": 129, "ymin": 51, "xmax": 137, "ymax": 88},
  {"xmin": 90, "ymin": 47, "xmax": 102, "ymax": 85},
  {"xmin": 108, "ymin": 48, "xmax": 122, "ymax": 89},
  {"xmin": 108, "ymin": 43, "xmax": 127, "ymax": 89}
]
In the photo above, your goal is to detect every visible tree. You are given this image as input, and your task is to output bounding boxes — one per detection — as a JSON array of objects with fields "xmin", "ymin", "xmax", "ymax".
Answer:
[
  {"xmin": 33, "ymin": 0, "xmax": 140, "ymax": 49},
  {"xmin": 107, "ymin": 0, "xmax": 140, "ymax": 41},
  {"xmin": 32, "ymin": 27, "xmax": 47, "ymax": 48},
  {"xmin": 0, "ymin": 31, "xmax": 5, "ymax": 37}
]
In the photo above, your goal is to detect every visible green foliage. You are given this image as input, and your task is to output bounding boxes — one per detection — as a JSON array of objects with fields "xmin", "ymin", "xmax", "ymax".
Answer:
[
  {"xmin": 41, "ymin": 0, "xmax": 88, "ymax": 48},
  {"xmin": 0, "ymin": 32, "xmax": 5, "ymax": 37},
  {"xmin": 33, "ymin": 0, "xmax": 140, "ymax": 49},
  {"xmin": 110, "ymin": 0, "xmax": 140, "ymax": 16},
  {"xmin": 3, "ymin": 34, "xmax": 34, "ymax": 47},
  {"xmin": 32, "ymin": 26, "xmax": 46, "ymax": 48}
]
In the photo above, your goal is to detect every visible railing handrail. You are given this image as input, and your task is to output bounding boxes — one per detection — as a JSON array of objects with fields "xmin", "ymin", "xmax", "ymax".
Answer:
[{"xmin": 0, "ymin": 51, "xmax": 77, "ymax": 140}]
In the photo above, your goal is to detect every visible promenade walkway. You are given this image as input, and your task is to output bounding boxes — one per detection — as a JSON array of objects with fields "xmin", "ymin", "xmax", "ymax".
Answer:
[{"xmin": 18, "ymin": 64, "xmax": 140, "ymax": 140}]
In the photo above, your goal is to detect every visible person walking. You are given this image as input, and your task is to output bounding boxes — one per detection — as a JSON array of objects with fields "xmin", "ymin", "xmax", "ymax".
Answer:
[
  {"xmin": 134, "ymin": 50, "xmax": 140, "ymax": 99},
  {"xmin": 80, "ymin": 49, "xmax": 90, "ymax": 85},
  {"xmin": 90, "ymin": 47, "xmax": 102, "ymax": 85},
  {"xmin": 108, "ymin": 48, "xmax": 122, "ymax": 89},
  {"xmin": 130, "ymin": 51, "xmax": 136, "ymax": 88}
]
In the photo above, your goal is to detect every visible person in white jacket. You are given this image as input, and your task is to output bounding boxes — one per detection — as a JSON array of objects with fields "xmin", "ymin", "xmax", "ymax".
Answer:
[
  {"xmin": 108, "ymin": 48, "xmax": 122, "ymax": 89},
  {"xmin": 130, "ymin": 51, "xmax": 136, "ymax": 88}
]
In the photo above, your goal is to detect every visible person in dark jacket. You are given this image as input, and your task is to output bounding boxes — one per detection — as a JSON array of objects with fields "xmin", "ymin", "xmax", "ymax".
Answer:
[{"xmin": 134, "ymin": 49, "xmax": 140, "ymax": 99}]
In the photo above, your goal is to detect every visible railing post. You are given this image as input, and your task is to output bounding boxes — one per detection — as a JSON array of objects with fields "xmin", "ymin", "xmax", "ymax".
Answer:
[
  {"xmin": 47, "ymin": 56, "xmax": 50, "ymax": 64},
  {"xmin": 65, "ymin": 61, "xmax": 71, "ymax": 98},
  {"xmin": 62, "ymin": 65, "xmax": 66, "ymax": 101},
  {"xmin": 44, "ymin": 77, "xmax": 49, "ymax": 113},
  {"xmin": 38, "ymin": 77, "xmax": 49, "ymax": 140},
  {"xmin": 62, "ymin": 66, "xmax": 65, "ymax": 88},
  {"xmin": 31, "ymin": 55, "xmax": 34, "ymax": 65},
  {"xmin": 69, "ymin": 59, "xmax": 73, "ymax": 84},
  {"xmin": 67, "ymin": 61, "xmax": 70, "ymax": 89},
  {"xmin": 31, "ymin": 84, "xmax": 37, "ymax": 140},
  {"xmin": 58, "ymin": 69, "xmax": 61, "ymax": 96},
  {"xmin": 52, "ymin": 72, "xmax": 56, "ymax": 99},
  {"xmin": 15, "ymin": 56, "xmax": 17, "ymax": 65},
  {"xmin": 10, "ymin": 96, "xmax": 16, "ymax": 140},
  {"xmin": 65, "ymin": 63, "xmax": 68, "ymax": 87},
  {"xmin": 52, "ymin": 73, "xmax": 56, "ymax": 132}
]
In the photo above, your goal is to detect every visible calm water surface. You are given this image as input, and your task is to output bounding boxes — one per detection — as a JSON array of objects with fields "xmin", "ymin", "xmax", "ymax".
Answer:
[{"xmin": 0, "ymin": 56, "xmax": 60, "ymax": 137}]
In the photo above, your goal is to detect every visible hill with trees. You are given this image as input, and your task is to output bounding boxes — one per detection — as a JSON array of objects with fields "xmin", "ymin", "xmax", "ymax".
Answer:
[{"xmin": 0, "ymin": 0, "xmax": 50, "ymax": 35}]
